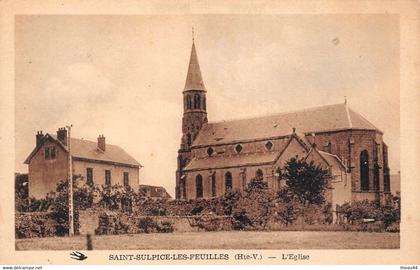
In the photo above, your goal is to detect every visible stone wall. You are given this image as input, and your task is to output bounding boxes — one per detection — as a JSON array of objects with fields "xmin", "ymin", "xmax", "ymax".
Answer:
[{"xmin": 78, "ymin": 210, "xmax": 232, "ymax": 235}]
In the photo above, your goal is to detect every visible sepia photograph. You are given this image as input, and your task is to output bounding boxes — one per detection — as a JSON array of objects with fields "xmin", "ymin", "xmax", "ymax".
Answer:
[
  {"xmin": 13, "ymin": 14, "xmax": 401, "ymax": 250},
  {"xmin": 0, "ymin": 0, "xmax": 419, "ymax": 267}
]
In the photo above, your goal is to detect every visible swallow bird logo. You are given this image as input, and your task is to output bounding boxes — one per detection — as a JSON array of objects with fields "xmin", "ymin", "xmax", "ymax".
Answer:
[{"xmin": 70, "ymin": 251, "xmax": 88, "ymax": 261}]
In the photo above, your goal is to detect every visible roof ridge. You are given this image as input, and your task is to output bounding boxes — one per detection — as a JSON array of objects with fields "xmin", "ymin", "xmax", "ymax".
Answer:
[
  {"xmin": 51, "ymin": 134, "xmax": 123, "ymax": 148},
  {"xmin": 207, "ymin": 103, "xmax": 345, "ymax": 125},
  {"xmin": 344, "ymin": 104, "xmax": 353, "ymax": 128}
]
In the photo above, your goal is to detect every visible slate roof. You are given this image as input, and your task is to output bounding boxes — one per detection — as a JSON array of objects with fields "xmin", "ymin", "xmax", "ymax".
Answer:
[
  {"xmin": 317, "ymin": 150, "xmax": 346, "ymax": 170},
  {"xmin": 24, "ymin": 134, "xmax": 141, "ymax": 167},
  {"xmin": 192, "ymin": 103, "xmax": 380, "ymax": 147},
  {"xmin": 184, "ymin": 41, "xmax": 206, "ymax": 92},
  {"xmin": 184, "ymin": 151, "xmax": 279, "ymax": 171}
]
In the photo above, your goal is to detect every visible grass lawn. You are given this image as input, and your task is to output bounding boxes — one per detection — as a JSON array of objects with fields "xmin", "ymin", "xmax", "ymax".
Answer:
[{"xmin": 15, "ymin": 231, "xmax": 400, "ymax": 250}]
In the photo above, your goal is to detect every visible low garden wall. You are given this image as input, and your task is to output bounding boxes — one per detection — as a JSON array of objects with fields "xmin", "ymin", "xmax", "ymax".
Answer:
[{"xmin": 79, "ymin": 210, "xmax": 233, "ymax": 235}]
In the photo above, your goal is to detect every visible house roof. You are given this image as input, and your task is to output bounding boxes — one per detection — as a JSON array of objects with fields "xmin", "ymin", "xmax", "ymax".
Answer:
[
  {"xmin": 139, "ymin": 184, "xmax": 172, "ymax": 198},
  {"xmin": 192, "ymin": 103, "xmax": 380, "ymax": 147},
  {"xmin": 317, "ymin": 150, "xmax": 346, "ymax": 170},
  {"xmin": 184, "ymin": 41, "xmax": 206, "ymax": 92},
  {"xmin": 24, "ymin": 134, "xmax": 141, "ymax": 167},
  {"xmin": 184, "ymin": 151, "xmax": 280, "ymax": 172}
]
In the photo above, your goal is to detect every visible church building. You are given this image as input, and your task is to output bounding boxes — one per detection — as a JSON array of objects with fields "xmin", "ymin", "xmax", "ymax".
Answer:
[{"xmin": 176, "ymin": 40, "xmax": 391, "ymax": 207}]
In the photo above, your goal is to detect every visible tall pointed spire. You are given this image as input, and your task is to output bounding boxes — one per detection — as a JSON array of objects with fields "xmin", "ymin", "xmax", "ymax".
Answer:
[{"xmin": 184, "ymin": 37, "xmax": 206, "ymax": 92}]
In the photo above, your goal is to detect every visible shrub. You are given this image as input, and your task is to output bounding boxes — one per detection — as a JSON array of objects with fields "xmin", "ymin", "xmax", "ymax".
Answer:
[
  {"xmin": 231, "ymin": 209, "xmax": 253, "ymax": 230},
  {"xmin": 98, "ymin": 184, "xmax": 135, "ymax": 212},
  {"xmin": 158, "ymin": 221, "xmax": 174, "ymax": 233},
  {"xmin": 381, "ymin": 205, "xmax": 400, "ymax": 228},
  {"xmin": 137, "ymin": 217, "xmax": 175, "ymax": 233},
  {"xmin": 385, "ymin": 222, "xmax": 400, "ymax": 233},
  {"xmin": 15, "ymin": 213, "xmax": 57, "ymax": 239},
  {"xmin": 95, "ymin": 211, "xmax": 139, "ymax": 235},
  {"xmin": 138, "ymin": 217, "xmax": 157, "ymax": 233},
  {"xmin": 190, "ymin": 213, "xmax": 232, "ymax": 231},
  {"xmin": 337, "ymin": 200, "xmax": 400, "ymax": 232}
]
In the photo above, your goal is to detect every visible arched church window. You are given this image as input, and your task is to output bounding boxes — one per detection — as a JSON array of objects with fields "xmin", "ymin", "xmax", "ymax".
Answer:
[
  {"xmin": 207, "ymin": 147, "xmax": 214, "ymax": 157},
  {"xmin": 265, "ymin": 141, "xmax": 273, "ymax": 150},
  {"xmin": 374, "ymin": 163, "xmax": 380, "ymax": 191},
  {"xmin": 211, "ymin": 173, "xmax": 216, "ymax": 197},
  {"xmin": 360, "ymin": 150, "xmax": 370, "ymax": 191},
  {"xmin": 225, "ymin": 172, "xmax": 232, "ymax": 193},
  {"xmin": 256, "ymin": 169, "xmax": 264, "ymax": 181},
  {"xmin": 203, "ymin": 96, "xmax": 206, "ymax": 110},
  {"xmin": 196, "ymin": 174, "xmax": 203, "ymax": 198},
  {"xmin": 187, "ymin": 95, "xmax": 192, "ymax": 109},
  {"xmin": 235, "ymin": 144, "xmax": 242, "ymax": 153}
]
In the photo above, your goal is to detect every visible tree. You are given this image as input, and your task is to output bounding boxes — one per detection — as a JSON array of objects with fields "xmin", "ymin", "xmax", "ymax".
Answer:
[
  {"xmin": 50, "ymin": 175, "xmax": 98, "ymax": 235},
  {"xmin": 283, "ymin": 157, "xmax": 331, "ymax": 206}
]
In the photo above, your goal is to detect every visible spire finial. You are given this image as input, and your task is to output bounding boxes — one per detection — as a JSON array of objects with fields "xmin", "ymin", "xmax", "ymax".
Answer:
[
  {"xmin": 192, "ymin": 27, "xmax": 195, "ymax": 43},
  {"xmin": 344, "ymin": 96, "xmax": 347, "ymax": 105}
]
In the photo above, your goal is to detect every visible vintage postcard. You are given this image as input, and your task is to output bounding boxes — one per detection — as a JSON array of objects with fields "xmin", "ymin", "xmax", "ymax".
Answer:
[{"xmin": 0, "ymin": 0, "xmax": 419, "ymax": 266}]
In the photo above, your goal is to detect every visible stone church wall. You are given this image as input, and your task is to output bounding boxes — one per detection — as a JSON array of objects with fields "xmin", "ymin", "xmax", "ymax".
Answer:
[{"xmin": 309, "ymin": 129, "xmax": 385, "ymax": 201}]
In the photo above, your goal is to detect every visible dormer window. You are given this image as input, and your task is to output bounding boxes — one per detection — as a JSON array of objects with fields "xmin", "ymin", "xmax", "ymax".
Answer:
[
  {"xmin": 235, "ymin": 144, "xmax": 243, "ymax": 153},
  {"xmin": 207, "ymin": 147, "xmax": 214, "ymax": 157},
  {"xmin": 265, "ymin": 141, "xmax": 273, "ymax": 150}
]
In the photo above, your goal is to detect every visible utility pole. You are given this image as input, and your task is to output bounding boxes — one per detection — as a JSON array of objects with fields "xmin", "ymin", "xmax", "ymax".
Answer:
[{"xmin": 66, "ymin": 124, "xmax": 74, "ymax": 236}]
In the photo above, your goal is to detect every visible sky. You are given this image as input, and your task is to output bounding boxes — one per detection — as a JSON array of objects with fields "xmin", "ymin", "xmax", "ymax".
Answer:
[{"xmin": 15, "ymin": 15, "xmax": 400, "ymax": 197}]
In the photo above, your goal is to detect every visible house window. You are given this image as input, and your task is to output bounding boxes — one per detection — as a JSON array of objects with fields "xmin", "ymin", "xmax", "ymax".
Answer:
[
  {"xmin": 123, "ymin": 172, "xmax": 129, "ymax": 187},
  {"xmin": 207, "ymin": 147, "xmax": 214, "ymax": 157},
  {"xmin": 225, "ymin": 172, "xmax": 232, "ymax": 193},
  {"xmin": 50, "ymin": 147, "xmax": 56, "ymax": 158},
  {"xmin": 211, "ymin": 173, "xmax": 216, "ymax": 197},
  {"xmin": 265, "ymin": 141, "xmax": 273, "ymax": 150},
  {"xmin": 196, "ymin": 174, "xmax": 203, "ymax": 198},
  {"xmin": 235, "ymin": 144, "xmax": 242, "ymax": 153},
  {"xmin": 86, "ymin": 168, "xmax": 93, "ymax": 186},
  {"xmin": 360, "ymin": 150, "xmax": 370, "ymax": 191},
  {"xmin": 45, "ymin": 147, "xmax": 50, "ymax": 159},
  {"xmin": 105, "ymin": 170, "xmax": 111, "ymax": 186},
  {"xmin": 44, "ymin": 146, "xmax": 56, "ymax": 160}
]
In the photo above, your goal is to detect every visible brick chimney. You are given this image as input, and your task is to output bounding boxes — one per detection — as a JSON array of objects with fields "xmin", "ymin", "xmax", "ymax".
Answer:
[
  {"xmin": 57, "ymin": 127, "xmax": 67, "ymax": 146},
  {"xmin": 36, "ymin": 131, "xmax": 44, "ymax": 146},
  {"xmin": 97, "ymin": 135, "xmax": 106, "ymax": 151}
]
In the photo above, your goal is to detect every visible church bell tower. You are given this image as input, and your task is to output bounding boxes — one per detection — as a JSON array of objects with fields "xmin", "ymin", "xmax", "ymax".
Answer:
[
  {"xmin": 176, "ymin": 33, "xmax": 208, "ymax": 199},
  {"xmin": 181, "ymin": 39, "xmax": 208, "ymax": 149}
]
